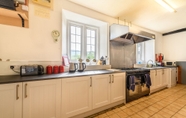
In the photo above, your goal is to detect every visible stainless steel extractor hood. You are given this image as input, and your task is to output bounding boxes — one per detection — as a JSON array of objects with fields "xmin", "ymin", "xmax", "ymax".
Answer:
[{"xmin": 110, "ymin": 24, "xmax": 155, "ymax": 45}]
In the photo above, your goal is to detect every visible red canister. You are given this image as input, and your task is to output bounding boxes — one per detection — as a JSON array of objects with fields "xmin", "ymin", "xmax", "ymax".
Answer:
[
  {"xmin": 46, "ymin": 65, "xmax": 52, "ymax": 74},
  {"xmin": 59, "ymin": 65, "xmax": 64, "ymax": 73},
  {"xmin": 53, "ymin": 65, "xmax": 59, "ymax": 74}
]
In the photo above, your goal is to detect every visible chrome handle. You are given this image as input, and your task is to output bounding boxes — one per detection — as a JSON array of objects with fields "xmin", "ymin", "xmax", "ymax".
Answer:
[
  {"xmin": 90, "ymin": 77, "xmax": 92, "ymax": 87},
  {"xmin": 16, "ymin": 84, "xmax": 19, "ymax": 100},
  {"xmin": 109, "ymin": 75, "xmax": 111, "ymax": 83},
  {"xmin": 112, "ymin": 75, "xmax": 114, "ymax": 83},
  {"xmin": 25, "ymin": 84, "xmax": 27, "ymax": 98}
]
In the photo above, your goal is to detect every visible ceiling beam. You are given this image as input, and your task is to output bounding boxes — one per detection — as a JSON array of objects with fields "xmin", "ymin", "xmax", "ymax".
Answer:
[{"xmin": 163, "ymin": 28, "xmax": 186, "ymax": 36}]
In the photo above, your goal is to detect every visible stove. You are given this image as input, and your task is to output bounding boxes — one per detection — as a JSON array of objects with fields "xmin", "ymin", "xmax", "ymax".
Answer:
[{"xmin": 117, "ymin": 68, "xmax": 150, "ymax": 74}]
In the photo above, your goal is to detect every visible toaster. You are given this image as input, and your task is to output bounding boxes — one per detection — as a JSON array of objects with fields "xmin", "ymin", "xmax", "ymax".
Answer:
[{"xmin": 20, "ymin": 65, "xmax": 44, "ymax": 76}]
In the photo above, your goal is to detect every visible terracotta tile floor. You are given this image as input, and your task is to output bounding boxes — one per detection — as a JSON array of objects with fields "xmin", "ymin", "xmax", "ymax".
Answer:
[{"xmin": 87, "ymin": 84, "xmax": 186, "ymax": 118}]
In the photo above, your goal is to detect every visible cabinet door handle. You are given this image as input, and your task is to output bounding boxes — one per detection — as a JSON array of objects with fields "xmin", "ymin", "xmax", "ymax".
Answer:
[
  {"xmin": 90, "ymin": 77, "xmax": 92, "ymax": 87},
  {"xmin": 112, "ymin": 75, "xmax": 114, "ymax": 83},
  {"xmin": 16, "ymin": 84, "xmax": 19, "ymax": 100},
  {"xmin": 25, "ymin": 83, "xmax": 28, "ymax": 98},
  {"xmin": 109, "ymin": 75, "xmax": 111, "ymax": 83},
  {"xmin": 155, "ymin": 70, "xmax": 157, "ymax": 76}
]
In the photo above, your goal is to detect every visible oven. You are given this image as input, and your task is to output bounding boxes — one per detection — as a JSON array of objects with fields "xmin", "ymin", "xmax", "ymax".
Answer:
[{"xmin": 119, "ymin": 68, "xmax": 151, "ymax": 103}]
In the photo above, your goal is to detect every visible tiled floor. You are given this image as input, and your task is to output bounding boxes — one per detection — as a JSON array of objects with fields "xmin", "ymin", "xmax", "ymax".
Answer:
[{"xmin": 88, "ymin": 84, "xmax": 186, "ymax": 118}]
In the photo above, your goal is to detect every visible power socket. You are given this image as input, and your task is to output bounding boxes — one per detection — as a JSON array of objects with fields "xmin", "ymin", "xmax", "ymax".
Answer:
[
  {"xmin": 10, "ymin": 65, "xmax": 20, "ymax": 70},
  {"xmin": 10, "ymin": 65, "xmax": 14, "ymax": 69}
]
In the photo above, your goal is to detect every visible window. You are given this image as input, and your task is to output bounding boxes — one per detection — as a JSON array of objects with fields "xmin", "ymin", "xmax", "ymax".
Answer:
[
  {"xmin": 136, "ymin": 40, "xmax": 155, "ymax": 64},
  {"xmin": 68, "ymin": 21, "xmax": 98, "ymax": 61}
]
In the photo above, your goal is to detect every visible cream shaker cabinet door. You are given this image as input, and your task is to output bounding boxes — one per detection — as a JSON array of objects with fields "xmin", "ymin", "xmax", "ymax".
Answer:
[
  {"xmin": 110, "ymin": 73, "xmax": 125, "ymax": 103},
  {"xmin": 150, "ymin": 70, "xmax": 156, "ymax": 91},
  {"xmin": 92, "ymin": 74, "xmax": 110, "ymax": 109},
  {"xmin": 162, "ymin": 69, "xmax": 168, "ymax": 87},
  {"xmin": 156, "ymin": 69, "xmax": 162, "ymax": 88},
  {"xmin": 61, "ymin": 76, "xmax": 92, "ymax": 118},
  {"xmin": 0, "ymin": 83, "xmax": 22, "ymax": 118},
  {"xmin": 23, "ymin": 79, "xmax": 61, "ymax": 118}
]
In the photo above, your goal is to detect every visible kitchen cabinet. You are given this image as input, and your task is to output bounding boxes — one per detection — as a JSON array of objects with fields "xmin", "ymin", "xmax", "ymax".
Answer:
[
  {"xmin": 23, "ymin": 79, "xmax": 61, "ymax": 118},
  {"xmin": 92, "ymin": 74, "xmax": 110, "ymax": 109},
  {"xmin": 110, "ymin": 73, "xmax": 125, "ymax": 103},
  {"xmin": 61, "ymin": 73, "xmax": 126, "ymax": 118},
  {"xmin": 92, "ymin": 73, "xmax": 125, "ymax": 109},
  {"xmin": 61, "ymin": 76, "xmax": 92, "ymax": 118},
  {"xmin": 150, "ymin": 69, "xmax": 169, "ymax": 93},
  {"xmin": 0, "ymin": 83, "xmax": 22, "ymax": 118},
  {"xmin": 0, "ymin": 1, "xmax": 29, "ymax": 28},
  {"xmin": 167, "ymin": 67, "xmax": 177, "ymax": 87}
]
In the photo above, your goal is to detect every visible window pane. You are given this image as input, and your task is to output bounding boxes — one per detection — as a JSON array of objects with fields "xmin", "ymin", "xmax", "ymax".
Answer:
[
  {"xmin": 87, "ymin": 30, "xmax": 90, "ymax": 36},
  {"xmin": 91, "ymin": 38, "xmax": 95, "ymax": 45},
  {"xmin": 76, "ymin": 35, "xmax": 81, "ymax": 43},
  {"xmin": 76, "ymin": 27, "xmax": 81, "ymax": 35},
  {"xmin": 71, "ymin": 26, "xmax": 75, "ymax": 34},
  {"xmin": 87, "ymin": 51, "xmax": 95, "ymax": 59},
  {"xmin": 71, "ymin": 43, "xmax": 75, "ymax": 50},
  {"xmin": 76, "ymin": 44, "xmax": 81, "ymax": 51},
  {"xmin": 91, "ymin": 30, "xmax": 95, "ymax": 37},
  {"xmin": 87, "ymin": 45, "xmax": 90, "ymax": 51},
  {"xmin": 91, "ymin": 45, "xmax": 95, "ymax": 51},
  {"xmin": 87, "ymin": 37, "xmax": 90, "ymax": 44},
  {"xmin": 71, "ymin": 35, "xmax": 75, "ymax": 42}
]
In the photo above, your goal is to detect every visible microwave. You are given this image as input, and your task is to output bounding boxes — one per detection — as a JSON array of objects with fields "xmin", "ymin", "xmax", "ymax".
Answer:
[{"xmin": 164, "ymin": 61, "xmax": 176, "ymax": 66}]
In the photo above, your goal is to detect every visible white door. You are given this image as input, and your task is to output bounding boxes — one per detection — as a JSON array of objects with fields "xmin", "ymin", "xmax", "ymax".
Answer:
[
  {"xmin": 162, "ymin": 69, "xmax": 168, "ymax": 87},
  {"xmin": 110, "ymin": 73, "xmax": 125, "ymax": 103},
  {"xmin": 0, "ymin": 83, "xmax": 22, "ymax": 118},
  {"xmin": 92, "ymin": 74, "xmax": 110, "ymax": 109},
  {"xmin": 23, "ymin": 79, "xmax": 61, "ymax": 118},
  {"xmin": 61, "ymin": 76, "xmax": 92, "ymax": 118},
  {"xmin": 150, "ymin": 70, "xmax": 156, "ymax": 92},
  {"xmin": 156, "ymin": 69, "xmax": 162, "ymax": 88},
  {"xmin": 171, "ymin": 68, "xmax": 177, "ymax": 86}
]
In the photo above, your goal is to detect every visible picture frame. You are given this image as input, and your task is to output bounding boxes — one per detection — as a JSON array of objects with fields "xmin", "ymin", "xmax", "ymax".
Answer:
[{"xmin": 32, "ymin": 0, "xmax": 53, "ymax": 8}]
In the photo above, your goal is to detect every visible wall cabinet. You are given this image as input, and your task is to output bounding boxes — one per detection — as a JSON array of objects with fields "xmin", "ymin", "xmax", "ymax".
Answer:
[
  {"xmin": 61, "ymin": 73, "xmax": 125, "ymax": 118},
  {"xmin": 0, "ymin": 0, "xmax": 29, "ymax": 28},
  {"xmin": 0, "ymin": 83, "xmax": 22, "ymax": 118}
]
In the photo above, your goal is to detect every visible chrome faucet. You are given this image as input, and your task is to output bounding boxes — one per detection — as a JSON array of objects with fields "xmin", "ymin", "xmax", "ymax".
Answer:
[{"xmin": 146, "ymin": 60, "xmax": 153, "ymax": 67}]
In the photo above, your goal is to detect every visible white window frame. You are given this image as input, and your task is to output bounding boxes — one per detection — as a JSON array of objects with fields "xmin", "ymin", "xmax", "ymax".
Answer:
[{"xmin": 67, "ymin": 20, "xmax": 99, "ymax": 61}]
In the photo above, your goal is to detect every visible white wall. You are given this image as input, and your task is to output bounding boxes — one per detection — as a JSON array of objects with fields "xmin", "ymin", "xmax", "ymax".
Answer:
[
  {"xmin": 0, "ymin": 0, "xmax": 163, "ymax": 75},
  {"xmin": 163, "ymin": 32, "xmax": 186, "ymax": 61}
]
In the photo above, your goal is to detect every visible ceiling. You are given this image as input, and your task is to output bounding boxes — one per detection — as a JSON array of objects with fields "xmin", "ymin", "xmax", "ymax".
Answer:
[{"xmin": 68, "ymin": 0, "xmax": 186, "ymax": 33}]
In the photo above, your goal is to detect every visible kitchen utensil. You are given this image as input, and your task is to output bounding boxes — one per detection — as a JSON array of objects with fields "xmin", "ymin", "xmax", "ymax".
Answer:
[
  {"xmin": 59, "ymin": 65, "xmax": 64, "ymax": 73},
  {"xmin": 20, "ymin": 65, "xmax": 44, "ymax": 76},
  {"xmin": 46, "ymin": 65, "xmax": 52, "ymax": 74},
  {"xmin": 78, "ymin": 63, "xmax": 86, "ymax": 72},
  {"xmin": 53, "ymin": 65, "xmax": 59, "ymax": 74},
  {"xmin": 69, "ymin": 63, "xmax": 78, "ymax": 72}
]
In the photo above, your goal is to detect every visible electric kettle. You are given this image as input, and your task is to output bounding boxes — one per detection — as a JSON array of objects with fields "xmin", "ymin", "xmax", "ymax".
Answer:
[
  {"xmin": 78, "ymin": 63, "xmax": 86, "ymax": 72},
  {"xmin": 69, "ymin": 63, "xmax": 78, "ymax": 72}
]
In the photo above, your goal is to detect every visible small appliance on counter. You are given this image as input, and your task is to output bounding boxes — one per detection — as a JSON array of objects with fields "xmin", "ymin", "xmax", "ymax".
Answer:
[
  {"xmin": 69, "ymin": 63, "xmax": 78, "ymax": 72},
  {"xmin": 20, "ymin": 65, "xmax": 44, "ymax": 76},
  {"xmin": 78, "ymin": 63, "xmax": 86, "ymax": 72}
]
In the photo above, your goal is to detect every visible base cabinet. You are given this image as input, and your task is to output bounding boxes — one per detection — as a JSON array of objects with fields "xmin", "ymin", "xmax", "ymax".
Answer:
[
  {"xmin": 23, "ymin": 79, "xmax": 61, "ymax": 118},
  {"xmin": 150, "ymin": 69, "xmax": 168, "ymax": 93},
  {"xmin": 110, "ymin": 73, "xmax": 125, "ymax": 103},
  {"xmin": 61, "ymin": 76, "xmax": 92, "ymax": 118},
  {"xmin": 62, "ymin": 73, "xmax": 125, "ymax": 118},
  {"xmin": 0, "ymin": 83, "xmax": 22, "ymax": 118},
  {"xmin": 150, "ymin": 68, "xmax": 176, "ymax": 93}
]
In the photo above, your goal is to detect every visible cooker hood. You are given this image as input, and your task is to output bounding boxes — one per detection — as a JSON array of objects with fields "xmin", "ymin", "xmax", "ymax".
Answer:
[{"xmin": 110, "ymin": 24, "xmax": 155, "ymax": 45}]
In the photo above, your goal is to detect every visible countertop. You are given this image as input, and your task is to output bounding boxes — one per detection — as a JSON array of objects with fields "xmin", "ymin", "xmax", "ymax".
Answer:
[
  {"xmin": 0, "ymin": 69, "xmax": 123, "ymax": 84},
  {"xmin": 0, "ymin": 66, "xmax": 177, "ymax": 84}
]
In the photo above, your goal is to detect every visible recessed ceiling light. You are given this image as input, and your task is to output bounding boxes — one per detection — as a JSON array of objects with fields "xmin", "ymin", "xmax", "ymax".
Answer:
[{"xmin": 155, "ymin": 0, "xmax": 176, "ymax": 12}]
